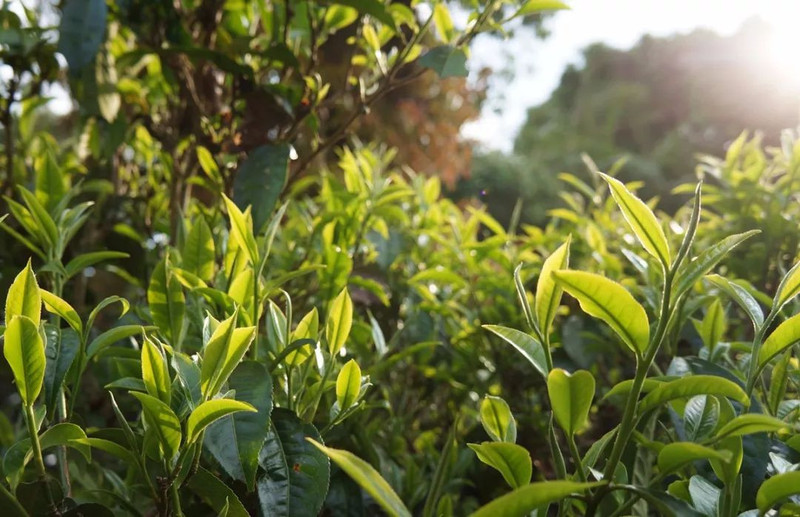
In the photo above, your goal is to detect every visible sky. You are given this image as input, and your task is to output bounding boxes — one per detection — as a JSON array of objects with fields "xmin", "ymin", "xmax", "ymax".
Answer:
[{"xmin": 461, "ymin": 0, "xmax": 800, "ymax": 152}]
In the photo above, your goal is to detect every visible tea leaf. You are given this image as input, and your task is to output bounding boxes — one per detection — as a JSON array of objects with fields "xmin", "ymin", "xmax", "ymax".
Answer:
[
  {"xmin": 186, "ymin": 466, "xmax": 249, "ymax": 517},
  {"xmin": 223, "ymin": 194, "xmax": 259, "ymax": 265},
  {"xmin": 480, "ymin": 395, "xmax": 517, "ymax": 443},
  {"xmin": 774, "ymin": 260, "xmax": 800, "ymax": 311},
  {"xmin": 5, "ymin": 262, "xmax": 41, "ymax": 327},
  {"xmin": 714, "ymin": 414, "xmax": 789, "ymax": 440},
  {"xmin": 656, "ymin": 442, "xmax": 731, "ymax": 475},
  {"xmin": 469, "ymin": 481, "xmax": 602, "ymax": 517},
  {"xmin": 553, "ymin": 270, "xmax": 649, "ymax": 355},
  {"xmin": 759, "ymin": 312, "xmax": 800, "ymax": 368},
  {"xmin": 43, "ymin": 326, "xmax": 80, "ymax": 413},
  {"xmin": 756, "ymin": 471, "xmax": 800, "ymax": 513},
  {"xmin": 482, "ymin": 325, "xmax": 547, "ymax": 378},
  {"xmin": 40, "ymin": 290, "xmax": 82, "ymax": 334},
  {"xmin": 336, "ymin": 359, "xmax": 361, "ymax": 411},
  {"xmin": 4, "ymin": 316, "xmax": 45, "ymax": 406},
  {"xmin": 130, "ymin": 392, "xmax": 181, "ymax": 460},
  {"xmin": 468, "ymin": 442, "xmax": 532, "ymax": 489},
  {"xmin": 186, "ymin": 398, "xmax": 256, "ymax": 445},
  {"xmin": 183, "ymin": 217, "xmax": 215, "ymax": 283},
  {"xmin": 233, "ymin": 144, "xmax": 289, "ymax": 233},
  {"xmin": 308, "ymin": 439, "xmax": 411, "ymax": 517},
  {"xmin": 141, "ymin": 336, "xmax": 171, "ymax": 404},
  {"xmin": 547, "ymin": 368, "xmax": 595, "ymax": 437},
  {"xmin": 147, "ymin": 258, "xmax": 185, "ymax": 346},
  {"xmin": 599, "ymin": 172, "xmax": 670, "ymax": 268},
  {"xmin": 673, "ymin": 230, "xmax": 759, "ymax": 297},
  {"xmin": 535, "ymin": 237, "xmax": 570, "ymax": 338},
  {"xmin": 705, "ymin": 274, "xmax": 764, "ymax": 330},
  {"xmin": 64, "ymin": 251, "xmax": 129, "ymax": 280},
  {"xmin": 86, "ymin": 325, "xmax": 147, "ymax": 360},
  {"xmin": 326, "ymin": 288, "xmax": 353, "ymax": 356},
  {"xmin": 638, "ymin": 376, "xmax": 748, "ymax": 414}
]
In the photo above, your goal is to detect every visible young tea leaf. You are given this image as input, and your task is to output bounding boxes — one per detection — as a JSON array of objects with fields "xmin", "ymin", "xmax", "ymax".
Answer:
[
  {"xmin": 482, "ymin": 325, "xmax": 547, "ymax": 379},
  {"xmin": 468, "ymin": 442, "xmax": 532, "ymax": 489},
  {"xmin": 141, "ymin": 336, "xmax": 171, "ymax": 404},
  {"xmin": 130, "ymin": 392, "xmax": 182, "ymax": 461},
  {"xmin": 4, "ymin": 316, "xmax": 45, "ymax": 406},
  {"xmin": 480, "ymin": 395, "xmax": 517, "ymax": 443},
  {"xmin": 336, "ymin": 359, "xmax": 361, "ymax": 411},
  {"xmin": 469, "ymin": 481, "xmax": 602, "ymax": 517},
  {"xmin": 756, "ymin": 471, "xmax": 800, "ymax": 513},
  {"xmin": 656, "ymin": 442, "xmax": 731, "ymax": 475},
  {"xmin": 326, "ymin": 288, "xmax": 353, "ymax": 356},
  {"xmin": 535, "ymin": 237, "xmax": 570, "ymax": 338},
  {"xmin": 40, "ymin": 290, "xmax": 82, "ymax": 335},
  {"xmin": 185, "ymin": 398, "xmax": 256, "ymax": 445},
  {"xmin": 547, "ymin": 369, "xmax": 595, "ymax": 437},
  {"xmin": 758, "ymin": 312, "xmax": 800, "ymax": 368},
  {"xmin": 638, "ymin": 376, "xmax": 748, "ymax": 414},
  {"xmin": 705, "ymin": 274, "xmax": 764, "ymax": 330},
  {"xmin": 5, "ymin": 261, "xmax": 41, "ymax": 327}
]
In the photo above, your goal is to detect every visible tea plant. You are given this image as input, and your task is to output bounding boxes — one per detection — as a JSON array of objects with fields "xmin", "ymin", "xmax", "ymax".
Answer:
[{"xmin": 312, "ymin": 172, "xmax": 800, "ymax": 516}]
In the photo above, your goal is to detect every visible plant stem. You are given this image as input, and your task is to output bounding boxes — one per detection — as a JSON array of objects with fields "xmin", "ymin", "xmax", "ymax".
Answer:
[
  {"xmin": 567, "ymin": 435, "xmax": 586, "ymax": 482},
  {"xmin": 25, "ymin": 404, "xmax": 59, "ymax": 515},
  {"xmin": 169, "ymin": 481, "xmax": 182, "ymax": 516},
  {"xmin": 745, "ymin": 309, "xmax": 778, "ymax": 394}
]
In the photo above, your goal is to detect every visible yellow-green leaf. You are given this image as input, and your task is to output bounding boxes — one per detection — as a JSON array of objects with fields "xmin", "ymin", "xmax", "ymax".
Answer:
[
  {"xmin": 470, "ymin": 481, "xmax": 602, "ymax": 517},
  {"xmin": 4, "ymin": 316, "xmax": 45, "ymax": 406},
  {"xmin": 147, "ymin": 258, "xmax": 185, "ymax": 346},
  {"xmin": 186, "ymin": 398, "xmax": 256, "ymax": 445},
  {"xmin": 5, "ymin": 261, "xmax": 41, "ymax": 327},
  {"xmin": 336, "ymin": 359, "xmax": 361, "ymax": 411},
  {"xmin": 547, "ymin": 368, "xmax": 595, "ymax": 437},
  {"xmin": 141, "ymin": 336, "xmax": 171, "ymax": 404},
  {"xmin": 599, "ymin": 172, "xmax": 670, "ymax": 268},
  {"xmin": 326, "ymin": 288, "xmax": 353, "ymax": 356},
  {"xmin": 223, "ymin": 194, "xmax": 258, "ymax": 266},
  {"xmin": 714, "ymin": 414, "xmax": 789, "ymax": 440},
  {"xmin": 183, "ymin": 217, "xmax": 215, "ymax": 283},
  {"xmin": 40, "ymin": 289, "xmax": 82, "ymax": 335},
  {"xmin": 656, "ymin": 442, "xmax": 732, "ymax": 475},
  {"xmin": 130, "ymin": 391, "xmax": 181, "ymax": 460},
  {"xmin": 480, "ymin": 395, "xmax": 517, "ymax": 443},
  {"xmin": 774, "ymin": 260, "xmax": 800, "ymax": 311},
  {"xmin": 553, "ymin": 270, "xmax": 649, "ymax": 355},
  {"xmin": 468, "ymin": 442, "xmax": 532, "ymax": 489},
  {"xmin": 759, "ymin": 312, "xmax": 800, "ymax": 368},
  {"xmin": 638, "ymin": 376, "xmax": 748, "ymax": 414},
  {"xmin": 308, "ymin": 439, "xmax": 412, "ymax": 517},
  {"xmin": 757, "ymin": 471, "xmax": 800, "ymax": 513},
  {"xmin": 535, "ymin": 237, "xmax": 570, "ymax": 338}
]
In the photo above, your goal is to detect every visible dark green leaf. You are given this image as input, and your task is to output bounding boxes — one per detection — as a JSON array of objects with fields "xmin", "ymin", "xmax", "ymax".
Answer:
[
  {"xmin": 58, "ymin": 0, "xmax": 107, "ymax": 71},
  {"xmin": 233, "ymin": 144, "xmax": 289, "ymax": 233},
  {"xmin": 419, "ymin": 46, "xmax": 468, "ymax": 78}
]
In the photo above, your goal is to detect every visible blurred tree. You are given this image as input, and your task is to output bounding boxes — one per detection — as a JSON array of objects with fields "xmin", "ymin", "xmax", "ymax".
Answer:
[{"xmin": 459, "ymin": 18, "xmax": 800, "ymax": 226}]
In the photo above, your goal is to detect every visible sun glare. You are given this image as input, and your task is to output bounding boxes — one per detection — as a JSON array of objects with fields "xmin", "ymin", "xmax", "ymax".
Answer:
[{"xmin": 764, "ymin": 9, "xmax": 800, "ymax": 87}]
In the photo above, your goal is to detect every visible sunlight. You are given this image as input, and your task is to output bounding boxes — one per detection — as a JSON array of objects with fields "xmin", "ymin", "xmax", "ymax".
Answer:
[{"xmin": 768, "ymin": 22, "xmax": 800, "ymax": 87}]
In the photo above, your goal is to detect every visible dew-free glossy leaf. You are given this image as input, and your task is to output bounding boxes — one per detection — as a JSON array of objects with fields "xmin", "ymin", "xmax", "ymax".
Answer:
[
  {"xmin": 535, "ymin": 237, "xmax": 570, "ymax": 338},
  {"xmin": 683, "ymin": 395, "xmax": 719, "ymax": 442},
  {"xmin": 638, "ymin": 376, "xmax": 748, "ymax": 414},
  {"xmin": 86, "ymin": 325, "xmax": 146, "ymax": 359},
  {"xmin": 5, "ymin": 262, "xmax": 41, "ymax": 327},
  {"xmin": 468, "ymin": 442, "xmax": 532, "ymax": 489},
  {"xmin": 141, "ymin": 336, "xmax": 171, "ymax": 404},
  {"xmin": 600, "ymin": 172, "xmax": 670, "ymax": 267},
  {"xmin": 204, "ymin": 361, "xmax": 272, "ymax": 490},
  {"xmin": 17, "ymin": 187, "xmax": 58, "ymax": 249},
  {"xmin": 326, "ymin": 288, "xmax": 353, "ymax": 356},
  {"xmin": 774, "ymin": 260, "xmax": 800, "ymax": 311},
  {"xmin": 182, "ymin": 217, "xmax": 215, "ymax": 283},
  {"xmin": 223, "ymin": 194, "xmax": 259, "ymax": 265},
  {"xmin": 470, "ymin": 481, "xmax": 602, "ymax": 517},
  {"xmin": 186, "ymin": 466, "xmax": 249, "ymax": 517},
  {"xmin": 186, "ymin": 398, "xmax": 256, "ymax": 445},
  {"xmin": 759, "ymin": 312, "xmax": 800, "ymax": 368},
  {"xmin": 147, "ymin": 258, "xmax": 185, "ymax": 345},
  {"xmin": 308, "ymin": 439, "xmax": 411, "ymax": 517},
  {"xmin": 43, "ymin": 325, "xmax": 80, "ymax": 413},
  {"xmin": 71, "ymin": 437, "xmax": 136, "ymax": 464},
  {"xmin": 480, "ymin": 395, "xmax": 517, "ymax": 443},
  {"xmin": 515, "ymin": 0, "xmax": 570, "ymax": 17},
  {"xmin": 336, "ymin": 359, "xmax": 361, "ymax": 411},
  {"xmin": 130, "ymin": 392, "xmax": 181, "ymax": 460},
  {"xmin": 482, "ymin": 325, "xmax": 547, "ymax": 378},
  {"xmin": 698, "ymin": 299, "xmax": 725, "ymax": 349},
  {"xmin": 40, "ymin": 290, "xmax": 82, "ymax": 334},
  {"xmin": 714, "ymin": 414, "xmax": 789, "ymax": 440},
  {"xmin": 673, "ymin": 231, "xmax": 759, "ymax": 297},
  {"xmin": 39, "ymin": 423, "xmax": 90, "ymax": 461},
  {"xmin": 233, "ymin": 144, "xmax": 289, "ymax": 233},
  {"xmin": 64, "ymin": 251, "xmax": 129, "ymax": 280},
  {"xmin": 656, "ymin": 442, "xmax": 731, "ymax": 475},
  {"xmin": 553, "ymin": 271, "xmax": 649, "ymax": 355},
  {"xmin": 4, "ymin": 316, "xmax": 45, "ymax": 406},
  {"xmin": 756, "ymin": 471, "xmax": 800, "ymax": 512},
  {"xmin": 547, "ymin": 368, "xmax": 595, "ymax": 437},
  {"xmin": 705, "ymin": 274, "xmax": 764, "ymax": 330}
]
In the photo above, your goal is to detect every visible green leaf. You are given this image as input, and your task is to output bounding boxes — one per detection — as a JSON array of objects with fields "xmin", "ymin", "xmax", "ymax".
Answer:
[
  {"xmin": 5, "ymin": 262, "xmax": 41, "ymax": 327},
  {"xmin": 57, "ymin": 0, "xmax": 107, "ymax": 71},
  {"xmin": 336, "ymin": 359, "xmax": 361, "ymax": 411},
  {"xmin": 308, "ymin": 439, "xmax": 410, "ymax": 517},
  {"xmin": 17, "ymin": 187, "xmax": 59, "ymax": 250},
  {"xmin": 469, "ymin": 481, "xmax": 602, "ymax": 517},
  {"xmin": 259, "ymin": 409, "xmax": 330, "ymax": 516},
  {"xmin": 186, "ymin": 398, "xmax": 255, "ymax": 445},
  {"xmin": 186, "ymin": 466, "xmax": 249, "ymax": 517},
  {"xmin": 147, "ymin": 258, "xmax": 185, "ymax": 346},
  {"xmin": 697, "ymin": 299, "xmax": 725, "ymax": 349},
  {"xmin": 43, "ymin": 326, "xmax": 80, "ymax": 414},
  {"xmin": 182, "ymin": 217, "xmax": 216, "ymax": 283},
  {"xmin": 514, "ymin": 263, "xmax": 538, "ymax": 333},
  {"xmin": 547, "ymin": 368, "xmax": 595, "ymax": 437},
  {"xmin": 774, "ymin": 260, "xmax": 800, "ymax": 311},
  {"xmin": 480, "ymin": 395, "xmax": 517, "ymax": 443},
  {"xmin": 468, "ymin": 442, "xmax": 532, "ymax": 489},
  {"xmin": 4, "ymin": 316, "xmax": 45, "ymax": 406},
  {"xmin": 552, "ymin": 270, "xmax": 649, "ymax": 355},
  {"xmin": 419, "ymin": 46, "xmax": 468, "ymax": 78},
  {"xmin": 200, "ymin": 311, "xmax": 256, "ymax": 398},
  {"xmin": 756, "ymin": 471, "xmax": 800, "ymax": 513},
  {"xmin": 599, "ymin": 172, "xmax": 670, "ymax": 268},
  {"xmin": 196, "ymin": 146, "xmax": 220, "ymax": 182},
  {"xmin": 433, "ymin": 3, "xmax": 455, "ymax": 43},
  {"xmin": 141, "ymin": 336, "xmax": 171, "ymax": 404},
  {"xmin": 64, "ymin": 251, "xmax": 129, "ymax": 280},
  {"xmin": 204, "ymin": 361, "xmax": 273, "ymax": 490},
  {"xmin": 673, "ymin": 231, "xmax": 760, "ymax": 297},
  {"xmin": 233, "ymin": 144, "xmax": 289, "ymax": 233},
  {"xmin": 683, "ymin": 395, "xmax": 719, "ymax": 442},
  {"xmin": 705, "ymin": 274, "xmax": 764, "ymax": 330},
  {"xmin": 535, "ymin": 237, "xmax": 570, "ymax": 338},
  {"xmin": 130, "ymin": 392, "xmax": 181, "ymax": 460},
  {"xmin": 515, "ymin": 0, "xmax": 571, "ymax": 17},
  {"xmin": 324, "ymin": 5, "xmax": 359, "ymax": 32},
  {"xmin": 708, "ymin": 435, "xmax": 742, "ymax": 485},
  {"xmin": 638, "ymin": 376, "xmax": 748, "ymax": 414},
  {"xmin": 759, "ymin": 312, "xmax": 800, "ymax": 368},
  {"xmin": 329, "ymin": 0, "xmax": 396, "ymax": 28},
  {"xmin": 35, "ymin": 151, "xmax": 66, "ymax": 213},
  {"xmin": 39, "ymin": 423, "xmax": 90, "ymax": 461},
  {"xmin": 86, "ymin": 325, "xmax": 147, "ymax": 360},
  {"xmin": 326, "ymin": 288, "xmax": 353, "ymax": 356},
  {"xmin": 713, "ymin": 414, "xmax": 789, "ymax": 440},
  {"xmin": 70, "ymin": 437, "xmax": 137, "ymax": 465},
  {"xmin": 483, "ymin": 324, "xmax": 548, "ymax": 378},
  {"xmin": 656, "ymin": 442, "xmax": 731, "ymax": 475},
  {"xmin": 40, "ymin": 290, "xmax": 82, "ymax": 334},
  {"xmin": 223, "ymin": 194, "xmax": 259, "ymax": 265},
  {"xmin": 86, "ymin": 295, "xmax": 130, "ymax": 332}
]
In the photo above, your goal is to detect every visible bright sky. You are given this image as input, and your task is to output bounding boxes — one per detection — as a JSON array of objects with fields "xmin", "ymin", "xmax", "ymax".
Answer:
[{"xmin": 462, "ymin": 0, "xmax": 800, "ymax": 152}]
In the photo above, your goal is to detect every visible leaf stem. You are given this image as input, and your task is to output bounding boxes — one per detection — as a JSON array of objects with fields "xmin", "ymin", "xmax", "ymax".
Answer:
[{"xmin": 25, "ymin": 403, "xmax": 59, "ymax": 515}]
